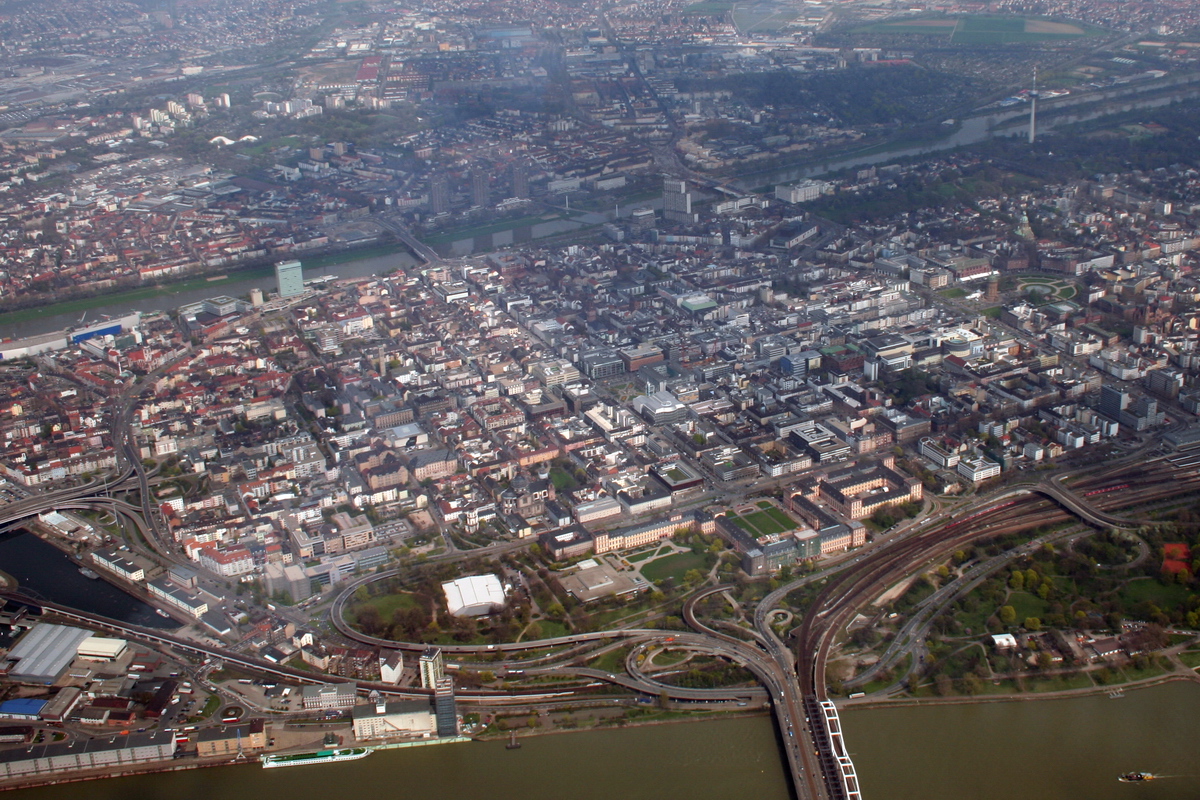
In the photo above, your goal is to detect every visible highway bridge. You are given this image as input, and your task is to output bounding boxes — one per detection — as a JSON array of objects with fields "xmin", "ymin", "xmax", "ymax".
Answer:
[
  {"xmin": 1032, "ymin": 477, "xmax": 1143, "ymax": 529},
  {"xmin": 375, "ymin": 215, "xmax": 441, "ymax": 265}
]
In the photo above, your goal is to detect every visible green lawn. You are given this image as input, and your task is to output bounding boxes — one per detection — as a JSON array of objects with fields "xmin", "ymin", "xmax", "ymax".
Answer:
[
  {"xmin": 961, "ymin": 15, "xmax": 1025, "ymax": 31},
  {"xmin": 627, "ymin": 546, "xmax": 668, "ymax": 563},
  {"xmin": 953, "ymin": 604, "xmax": 996, "ymax": 636},
  {"xmin": 980, "ymin": 306, "xmax": 1004, "ymax": 319},
  {"xmin": 1119, "ymin": 658, "xmax": 1170, "ymax": 683},
  {"xmin": 1006, "ymin": 591, "xmax": 1049, "ymax": 622},
  {"xmin": 939, "ymin": 287, "xmax": 969, "ymax": 299},
  {"xmin": 535, "ymin": 619, "xmax": 570, "ymax": 639},
  {"xmin": 653, "ymin": 649, "xmax": 691, "ymax": 667},
  {"xmin": 731, "ymin": 509, "xmax": 792, "ymax": 537},
  {"xmin": 641, "ymin": 551, "xmax": 710, "ymax": 584},
  {"xmin": 549, "ymin": 467, "xmax": 578, "ymax": 492},
  {"xmin": 859, "ymin": 14, "xmax": 1103, "ymax": 42},
  {"xmin": 1028, "ymin": 673, "xmax": 1094, "ymax": 692},
  {"xmin": 1118, "ymin": 578, "xmax": 1191, "ymax": 611},
  {"xmin": 589, "ymin": 646, "xmax": 629, "ymax": 673},
  {"xmin": 1177, "ymin": 651, "xmax": 1200, "ymax": 669},
  {"xmin": 683, "ymin": 0, "xmax": 733, "ymax": 14},
  {"xmin": 764, "ymin": 506, "xmax": 796, "ymax": 530},
  {"xmin": 352, "ymin": 591, "xmax": 419, "ymax": 621}
]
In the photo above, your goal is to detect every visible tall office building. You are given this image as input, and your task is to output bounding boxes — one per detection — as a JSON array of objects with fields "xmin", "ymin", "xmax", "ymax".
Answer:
[
  {"xmin": 1098, "ymin": 384, "xmax": 1129, "ymax": 421},
  {"xmin": 471, "ymin": 166, "xmax": 490, "ymax": 208},
  {"xmin": 662, "ymin": 177, "xmax": 697, "ymax": 224},
  {"xmin": 434, "ymin": 677, "xmax": 457, "ymax": 737},
  {"xmin": 274, "ymin": 260, "xmax": 305, "ymax": 298},
  {"xmin": 430, "ymin": 174, "xmax": 450, "ymax": 215},
  {"xmin": 511, "ymin": 161, "xmax": 529, "ymax": 199},
  {"xmin": 419, "ymin": 647, "xmax": 445, "ymax": 690}
]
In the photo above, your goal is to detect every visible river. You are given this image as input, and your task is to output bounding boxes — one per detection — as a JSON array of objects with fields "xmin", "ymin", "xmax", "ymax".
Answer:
[
  {"xmin": 5, "ymin": 716, "xmax": 791, "ymax": 800},
  {"xmin": 0, "ymin": 530, "xmax": 175, "ymax": 629},
  {"xmin": 4, "ymin": 681, "xmax": 1198, "ymax": 799},
  {"xmin": 737, "ymin": 80, "xmax": 1200, "ymax": 188},
  {"xmin": 843, "ymin": 681, "xmax": 1200, "ymax": 800},
  {"xmin": 0, "ymin": 249, "xmax": 420, "ymax": 341}
]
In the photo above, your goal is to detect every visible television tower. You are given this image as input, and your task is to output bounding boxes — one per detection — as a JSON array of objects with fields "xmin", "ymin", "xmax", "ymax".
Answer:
[{"xmin": 1029, "ymin": 67, "xmax": 1038, "ymax": 144}]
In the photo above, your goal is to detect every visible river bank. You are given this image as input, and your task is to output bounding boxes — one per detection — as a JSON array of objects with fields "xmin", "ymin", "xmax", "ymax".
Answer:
[
  {"xmin": 0, "ymin": 246, "xmax": 419, "ymax": 341},
  {"xmin": 0, "ymin": 241, "xmax": 414, "ymax": 329},
  {"xmin": 843, "ymin": 670, "xmax": 1200, "ymax": 710}
]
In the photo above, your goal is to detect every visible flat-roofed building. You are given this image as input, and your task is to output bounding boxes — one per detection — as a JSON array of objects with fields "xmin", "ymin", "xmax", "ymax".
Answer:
[
  {"xmin": 91, "ymin": 550, "xmax": 146, "ymax": 583},
  {"xmin": 352, "ymin": 699, "xmax": 435, "ymax": 741},
  {"xmin": 0, "ymin": 730, "xmax": 174, "ymax": 779},
  {"xmin": 76, "ymin": 636, "xmax": 127, "ymax": 661},
  {"xmin": 195, "ymin": 721, "xmax": 267, "ymax": 756},
  {"xmin": 3, "ymin": 624, "xmax": 93, "ymax": 685},
  {"xmin": 147, "ymin": 578, "xmax": 209, "ymax": 618}
]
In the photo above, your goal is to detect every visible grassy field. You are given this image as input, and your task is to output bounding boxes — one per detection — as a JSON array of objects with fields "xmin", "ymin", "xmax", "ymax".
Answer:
[
  {"xmin": 627, "ymin": 546, "xmax": 669, "ymax": 564},
  {"xmin": 858, "ymin": 14, "xmax": 1103, "ymax": 44},
  {"xmin": 729, "ymin": 506, "xmax": 796, "ymax": 537},
  {"xmin": 1027, "ymin": 673, "xmax": 1094, "ymax": 692},
  {"xmin": 1118, "ymin": 577, "xmax": 1191, "ymax": 611},
  {"xmin": 939, "ymin": 287, "xmax": 969, "ymax": 299},
  {"xmin": 1007, "ymin": 590, "xmax": 1049, "ymax": 622},
  {"xmin": 589, "ymin": 647, "xmax": 629, "ymax": 673},
  {"xmin": 535, "ymin": 619, "xmax": 570, "ymax": 639},
  {"xmin": 641, "ymin": 551, "xmax": 709, "ymax": 584},
  {"xmin": 1178, "ymin": 650, "xmax": 1200, "ymax": 669},
  {"xmin": 353, "ymin": 591, "xmax": 419, "ymax": 620},
  {"xmin": 734, "ymin": 7, "xmax": 801, "ymax": 32},
  {"xmin": 683, "ymin": 0, "xmax": 733, "ymax": 14}
]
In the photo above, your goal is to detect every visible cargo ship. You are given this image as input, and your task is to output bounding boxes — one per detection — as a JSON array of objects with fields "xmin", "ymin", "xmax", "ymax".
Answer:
[{"xmin": 261, "ymin": 748, "xmax": 372, "ymax": 768}]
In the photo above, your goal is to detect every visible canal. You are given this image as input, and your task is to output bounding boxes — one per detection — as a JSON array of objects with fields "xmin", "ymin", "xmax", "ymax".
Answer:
[
  {"xmin": 0, "ymin": 530, "xmax": 175, "ymax": 630},
  {"xmin": 3, "ymin": 681, "xmax": 1198, "ymax": 799}
]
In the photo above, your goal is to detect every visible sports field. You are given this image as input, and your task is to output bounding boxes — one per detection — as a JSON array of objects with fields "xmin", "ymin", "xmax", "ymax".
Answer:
[
  {"xmin": 728, "ymin": 503, "xmax": 799, "ymax": 537},
  {"xmin": 859, "ymin": 15, "xmax": 1101, "ymax": 44}
]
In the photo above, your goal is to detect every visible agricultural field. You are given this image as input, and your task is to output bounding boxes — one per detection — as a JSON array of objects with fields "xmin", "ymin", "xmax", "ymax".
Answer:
[{"xmin": 858, "ymin": 15, "xmax": 1103, "ymax": 44}]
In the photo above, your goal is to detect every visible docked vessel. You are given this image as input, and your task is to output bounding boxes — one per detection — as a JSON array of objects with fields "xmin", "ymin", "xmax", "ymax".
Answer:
[
  {"xmin": 1118, "ymin": 772, "xmax": 1155, "ymax": 783},
  {"xmin": 261, "ymin": 748, "xmax": 372, "ymax": 768},
  {"xmin": 78, "ymin": 568, "xmax": 100, "ymax": 580}
]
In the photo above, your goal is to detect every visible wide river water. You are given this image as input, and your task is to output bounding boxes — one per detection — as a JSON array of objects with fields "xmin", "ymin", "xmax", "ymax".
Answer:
[{"xmin": 4, "ymin": 682, "xmax": 1199, "ymax": 799}]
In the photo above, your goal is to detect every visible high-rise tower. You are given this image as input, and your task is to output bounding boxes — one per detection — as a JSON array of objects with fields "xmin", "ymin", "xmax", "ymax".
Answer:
[
  {"xmin": 1029, "ymin": 67, "xmax": 1038, "ymax": 144},
  {"xmin": 662, "ymin": 177, "xmax": 697, "ymax": 224},
  {"xmin": 471, "ymin": 166, "xmax": 490, "ymax": 208},
  {"xmin": 430, "ymin": 174, "xmax": 450, "ymax": 215},
  {"xmin": 274, "ymin": 260, "xmax": 304, "ymax": 298}
]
